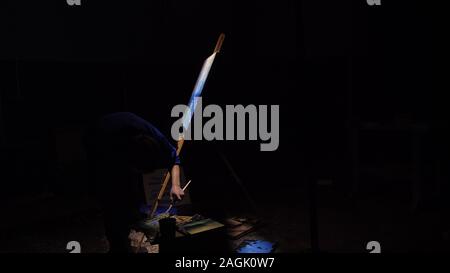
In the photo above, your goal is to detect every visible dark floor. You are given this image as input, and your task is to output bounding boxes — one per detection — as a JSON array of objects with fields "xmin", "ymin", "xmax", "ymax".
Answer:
[{"xmin": 0, "ymin": 181, "xmax": 448, "ymax": 253}]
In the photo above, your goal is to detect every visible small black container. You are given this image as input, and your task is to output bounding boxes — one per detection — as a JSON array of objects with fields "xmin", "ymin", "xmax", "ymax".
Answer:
[
  {"xmin": 158, "ymin": 217, "xmax": 177, "ymax": 253},
  {"xmin": 159, "ymin": 217, "xmax": 176, "ymax": 240}
]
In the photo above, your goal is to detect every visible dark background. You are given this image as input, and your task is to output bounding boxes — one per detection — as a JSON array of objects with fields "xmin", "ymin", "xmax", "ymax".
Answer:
[{"xmin": 0, "ymin": 0, "xmax": 441, "ymax": 252}]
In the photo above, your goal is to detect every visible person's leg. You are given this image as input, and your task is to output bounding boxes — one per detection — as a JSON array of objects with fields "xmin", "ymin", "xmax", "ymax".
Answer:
[
  {"xmin": 100, "ymin": 171, "xmax": 145, "ymax": 253},
  {"xmin": 103, "ymin": 208, "xmax": 133, "ymax": 253}
]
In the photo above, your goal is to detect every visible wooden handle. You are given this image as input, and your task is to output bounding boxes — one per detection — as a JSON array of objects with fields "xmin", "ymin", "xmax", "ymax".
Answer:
[
  {"xmin": 214, "ymin": 33, "xmax": 225, "ymax": 53},
  {"xmin": 176, "ymin": 137, "xmax": 184, "ymax": 154},
  {"xmin": 149, "ymin": 137, "xmax": 184, "ymax": 218},
  {"xmin": 149, "ymin": 32, "xmax": 224, "ymax": 218}
]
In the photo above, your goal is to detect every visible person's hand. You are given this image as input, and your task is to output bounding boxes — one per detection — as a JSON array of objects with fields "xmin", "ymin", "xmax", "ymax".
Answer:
[{"xmin": 170, "ymin": 185, "xmax": 185, "ymax": 202}]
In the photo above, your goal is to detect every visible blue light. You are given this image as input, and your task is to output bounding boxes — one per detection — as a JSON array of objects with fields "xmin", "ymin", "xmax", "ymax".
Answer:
[
  {"xmin": 182, "ymin": 53, "xmax": 217, "ymax": 131},
  {"xmin": 236, "ymin": 240, "xmax": 276, "ymax": 254}
]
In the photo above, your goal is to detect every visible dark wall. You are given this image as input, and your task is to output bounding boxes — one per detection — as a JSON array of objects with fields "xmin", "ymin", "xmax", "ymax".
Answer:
[{"xmin": 0, "ymin": 1, "xmax": 437, "ymax": 205}]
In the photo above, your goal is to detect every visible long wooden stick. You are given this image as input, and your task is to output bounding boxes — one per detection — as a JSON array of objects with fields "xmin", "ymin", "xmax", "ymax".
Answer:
[
  {"xmin": 149, "ymin": 137, "xmax": 184, "ymax": 218},
  {"xmin": 214, "ymin": 33, "xmax": 225, "ymax": 53},
  {"xmin": 148, "ymin": 33, "xmax": 225, "ymax": 219},
  {"xmin": 135, "ymin": 33, "xmax": 225, "ymax": 253}
]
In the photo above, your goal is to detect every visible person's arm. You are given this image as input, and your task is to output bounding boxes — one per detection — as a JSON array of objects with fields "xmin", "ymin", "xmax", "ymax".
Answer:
[
  {"xmin": 138, "ymin": 118, "xmax": 184, "ymax": 200},
  {"xmin": 170, "ymin": 164, "xmax": 185, "ymax": 201}
]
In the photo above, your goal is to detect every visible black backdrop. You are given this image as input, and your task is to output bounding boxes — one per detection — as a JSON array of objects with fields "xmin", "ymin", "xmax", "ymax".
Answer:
[{"xmin": 0, "ymin": 0, "xmax": 438, "ymax": 227}]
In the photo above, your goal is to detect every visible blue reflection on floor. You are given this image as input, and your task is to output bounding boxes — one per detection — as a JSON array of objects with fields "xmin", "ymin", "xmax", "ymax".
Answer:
[
  {"xmin": 236, "ymin": 240, "xmax": 276, "ymax": 253},
  {"xmin": 156, "ymin": 206, "xmax": 177, "ymax": 215},
  {"xmin": 139, "ymin": 204, "xmax": 177, "ymax": 215}
]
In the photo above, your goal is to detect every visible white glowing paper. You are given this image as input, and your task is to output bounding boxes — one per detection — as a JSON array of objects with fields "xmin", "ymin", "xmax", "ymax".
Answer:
[{"xmin": 181, "ymin": 52, "xmax": 217, "ymax": 131}]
